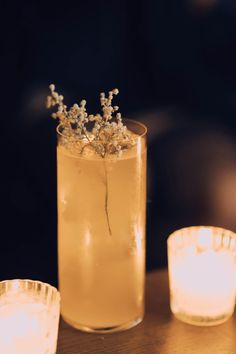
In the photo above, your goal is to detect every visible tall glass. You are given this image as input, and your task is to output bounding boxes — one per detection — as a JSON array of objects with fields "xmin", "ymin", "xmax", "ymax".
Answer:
[{"xmin": 57, "ymin": 119, "xmax": 147, "ymax": 333}]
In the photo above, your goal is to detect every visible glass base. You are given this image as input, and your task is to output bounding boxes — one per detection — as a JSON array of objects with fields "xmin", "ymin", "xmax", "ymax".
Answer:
[
  {"xmin": 62, "ymin": 315, "xmax": 143, "ymax": 333},
  {"xmin": 173, "ymin": 310, "xmax": 234, "ymax": 326}
]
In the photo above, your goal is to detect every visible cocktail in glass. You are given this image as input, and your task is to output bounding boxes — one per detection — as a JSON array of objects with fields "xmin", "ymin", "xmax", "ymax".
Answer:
[{"xmin": 57, "ymin": 119, "xmax": 147, "ymax": 333}]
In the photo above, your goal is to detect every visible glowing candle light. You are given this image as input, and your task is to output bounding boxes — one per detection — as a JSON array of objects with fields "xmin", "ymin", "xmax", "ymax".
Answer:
[
  {"xmin": 168, "ymin": 226, "xmax": 236, "ymax": 326},
  {"xmin": 0, "ymin": 280, "xmax": 60, "ymax": 354}
]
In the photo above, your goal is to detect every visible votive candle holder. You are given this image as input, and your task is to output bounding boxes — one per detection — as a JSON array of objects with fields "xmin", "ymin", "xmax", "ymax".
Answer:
[
  {"xmin": 0, "ymin": 279, "xmax": 60, "ymax": 354},
  {"xmin": 168, "ymin": 226, "xmax": 236, "ymax": 326}
]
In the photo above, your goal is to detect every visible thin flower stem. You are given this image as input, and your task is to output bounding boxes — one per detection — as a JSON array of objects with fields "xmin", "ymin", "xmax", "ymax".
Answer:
[
  {"xmin": 80, "ymin": 128, "xmax": 91, "ymax": 155},
  {"xmin": 103, "ymin": 159, "xmax": 112, "ymax": 236},
  {"xmin": 83, "ymin": 128, "xmax": 91, "ymax": 143}
]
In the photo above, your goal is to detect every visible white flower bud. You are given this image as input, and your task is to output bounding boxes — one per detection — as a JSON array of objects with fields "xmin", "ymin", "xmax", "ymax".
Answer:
[
  {"xmin": 49, "ymin": 84, "xmax": 55, "ymax": 91},
  {"xmin": 52, "ymin": 92, "xmax": 59, "ymax": 99},
  {"xmin": 46, "ymin": 96, "xmax": 52, "ymax": 108}
]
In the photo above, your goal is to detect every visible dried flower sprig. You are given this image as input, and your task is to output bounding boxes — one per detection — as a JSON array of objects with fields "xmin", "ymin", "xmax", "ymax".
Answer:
[
  {"xmin": 47, "ymin": 84, "xmax": 89, "ymax": 142},
  {"xmin": 46, "ymin": 84, "xmax": 135, "ymax": 157}
]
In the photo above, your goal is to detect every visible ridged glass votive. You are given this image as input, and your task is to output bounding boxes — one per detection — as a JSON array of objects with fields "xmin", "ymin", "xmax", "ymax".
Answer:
[
  {"xmin": 168, "ymin": 226, "xmax": 236, "ymax": 326},
  {"xmin": 0, "ymin": 279, "xmax": 60, "ymax": 354}
]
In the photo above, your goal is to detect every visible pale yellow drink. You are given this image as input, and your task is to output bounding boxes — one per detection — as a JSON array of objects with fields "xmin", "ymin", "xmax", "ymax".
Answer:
[{"xmin": 57, "ymin": 121, "xmax": 147, "ymax": 332}]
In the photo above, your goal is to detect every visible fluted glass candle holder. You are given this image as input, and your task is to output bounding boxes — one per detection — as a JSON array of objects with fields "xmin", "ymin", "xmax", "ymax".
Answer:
[
  {"xmin": 0, "ymin": 279, "xmax": 60, "ymax": 354},
  {"xmin": 168, "ymin": 226, "xmax": 236, "ymax": 326}
]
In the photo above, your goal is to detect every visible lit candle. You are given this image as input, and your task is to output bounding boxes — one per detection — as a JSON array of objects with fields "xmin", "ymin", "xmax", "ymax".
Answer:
[
  {"xmin": 0, "ymin": 280, "xmax": 60, "ymax": 354},
  {"xmin": 168, "ymin": 226, "xmax": 236, "ymax": 326}
]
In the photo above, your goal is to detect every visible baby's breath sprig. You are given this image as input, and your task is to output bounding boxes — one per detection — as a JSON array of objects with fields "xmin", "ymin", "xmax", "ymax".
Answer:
[
  {"xmin": 47, "ymin": 84, "xmax": 89, "ymax": 144},
  {"xmin": 46, "ymin": 84, "xmax": 135, "ymax": 158},
  {"xmin": 47, "ymin": 84, "xmax": 136, "ymax": 237},
  {"xmin": 88, "ymin": 89, "xmax": 135, "ymax": 157}
]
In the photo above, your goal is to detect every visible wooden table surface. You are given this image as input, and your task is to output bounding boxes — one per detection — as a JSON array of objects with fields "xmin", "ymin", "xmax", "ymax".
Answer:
[{"xmin": 57, "ymin": 269, "xmax": 236, "ymax": 354}]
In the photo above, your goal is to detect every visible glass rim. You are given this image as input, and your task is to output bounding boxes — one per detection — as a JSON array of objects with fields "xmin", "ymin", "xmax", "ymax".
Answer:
[
  {"xmin": 0, "ymin": 279, "xmax": 60, "ymax": 298},
  {"xmin": 167, "ymin": 225, "xmax": 236, "ymax": 245},
  {"xmin": 56, "ymin": 118, "xmax": 147, "ymax": 139}
]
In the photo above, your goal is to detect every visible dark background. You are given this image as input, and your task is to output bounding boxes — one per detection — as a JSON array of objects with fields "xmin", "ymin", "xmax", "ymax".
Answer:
[{"xmin": 1, "ymin": 0, "xmax": 236, "ymax": 286}]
